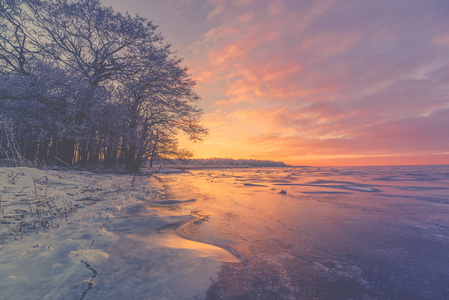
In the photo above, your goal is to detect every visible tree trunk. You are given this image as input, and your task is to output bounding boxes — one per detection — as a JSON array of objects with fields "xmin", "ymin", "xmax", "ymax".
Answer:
[
  {"xmin": 149, "ymin": 139, "xmax": 159, "ymax": 168},
  {"xmin": 124, "ymin": 145, "xmax": 140, "ymax": 172},
  {"xmin": 58, "ymin": 138, "xmax": 75, "ymax": 166},
  {"xmin": 79, "ymin": 139, "xmax": 88, "ymax": 167}
]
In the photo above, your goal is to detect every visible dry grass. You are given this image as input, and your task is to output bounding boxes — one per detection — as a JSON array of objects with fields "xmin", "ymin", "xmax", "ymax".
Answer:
[{"xmin": 0, "ymin": 167, "xmax": 86, "ymax": 243}]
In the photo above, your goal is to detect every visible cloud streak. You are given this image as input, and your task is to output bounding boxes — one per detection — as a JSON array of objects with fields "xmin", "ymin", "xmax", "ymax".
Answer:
[
  {"xmin": 102, "ymin": 0, "xmax": 449, "ymax": 165},
  {"xmin": 182, "ymin": 0, "xmax": 449, "ymax": 165}
]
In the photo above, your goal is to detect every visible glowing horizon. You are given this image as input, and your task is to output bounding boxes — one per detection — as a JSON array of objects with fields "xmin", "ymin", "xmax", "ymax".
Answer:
[{"xmin": 102, "ymin": 0, "xmax": 449, "ymax": 166}]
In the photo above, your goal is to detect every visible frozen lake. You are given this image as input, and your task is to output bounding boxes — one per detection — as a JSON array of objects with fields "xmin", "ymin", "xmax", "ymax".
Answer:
[
  {"xmin": 2, "ymin": 166, "xmax": 448, "ymax": 299},
  {"xmin": 151, "ymin": 165, "xmax": 449, "ymax": 299}
]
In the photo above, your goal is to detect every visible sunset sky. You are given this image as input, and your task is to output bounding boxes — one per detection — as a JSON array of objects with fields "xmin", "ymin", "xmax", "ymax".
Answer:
[{"xmin": 102, "ymin": 0, "xmax": 449, "ymax": 166}]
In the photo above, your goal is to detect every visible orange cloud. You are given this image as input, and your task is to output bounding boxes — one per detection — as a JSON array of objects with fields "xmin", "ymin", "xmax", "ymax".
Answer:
[
  {"xmin": 179, "ymin": 0, "xmax": 449, "ymax": 166},
  {"xmin": 103, "ymin": 0, "xmax": 449, "ymax": 166}
]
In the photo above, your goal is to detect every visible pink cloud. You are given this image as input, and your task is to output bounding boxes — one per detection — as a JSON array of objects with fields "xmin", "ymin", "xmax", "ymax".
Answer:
[
  {"xmin": 184, "ymin": 0, "xmax": 449, "ymax": 165},
  {"xmin": 101, "ymin": 0, "xmax": 449, "ymax": 165}
]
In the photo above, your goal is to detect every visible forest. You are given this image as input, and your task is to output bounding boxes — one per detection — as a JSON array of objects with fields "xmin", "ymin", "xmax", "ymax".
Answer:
[
  {"xmin": 0, "ymin": 0, "xmax": 207, "ymax": 171},
  {"xmin": 159, "ymin": 158, "xmax": 289, "ymax": 167}
]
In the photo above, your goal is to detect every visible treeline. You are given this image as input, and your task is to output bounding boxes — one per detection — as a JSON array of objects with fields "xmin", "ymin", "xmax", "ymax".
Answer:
[
  {"xmin": 159, "ymin": 158, "xmax": 288, "ymax": 167},
  {"xmin": 0, "ymin": 0, "xmax": 206, "ymax": 171}
]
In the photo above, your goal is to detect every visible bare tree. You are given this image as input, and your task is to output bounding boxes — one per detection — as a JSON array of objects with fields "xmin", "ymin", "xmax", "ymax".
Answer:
[
  {"xmin": 0, "ymin": 0, "xmax": 207, "ymax": 170},
  {"xmin": 25, "ymin": 0, "xmax": 162, "ymax": 85},
  {"xmin": 22, "ymin": 0, "xmax": 164, "ymax": 166},
  {"xmin": 0, "ymin": 0, "xmax": 30, "ymax": 75},
  {"xmin": 116, "ymin": 44, "xmax": 207, "ymax": 171},
  {"xmin": 147, "ymin": 129, "xmax": 194, "ymax": 168}
]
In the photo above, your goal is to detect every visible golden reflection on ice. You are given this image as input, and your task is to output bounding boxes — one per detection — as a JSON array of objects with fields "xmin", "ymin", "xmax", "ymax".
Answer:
[
  {"xmin": 124, "ymin": 227, "xmax": 239, "ymax": 264},
  {"xmin": 157, "ymin": 232, "xmax": 239, "ymax": 263}
]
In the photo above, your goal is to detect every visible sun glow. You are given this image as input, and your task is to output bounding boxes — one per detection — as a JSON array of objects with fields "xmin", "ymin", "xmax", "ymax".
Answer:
[{"xmin": 105, "ymin": 0, "xmax": 449, "ymax": 167}]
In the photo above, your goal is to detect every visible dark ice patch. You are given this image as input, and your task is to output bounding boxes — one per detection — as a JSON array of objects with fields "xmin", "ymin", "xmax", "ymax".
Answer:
[
  {"xmin": 151, "ymin": 199, "xmax": 197, "ymax": 205},
  {"xmin": 244, "ymin": 183, "xmax": 268, "ymax": 187},
  {"xmin": 302, "ymin": 191, "xmax": 352, "ymax": 195}
]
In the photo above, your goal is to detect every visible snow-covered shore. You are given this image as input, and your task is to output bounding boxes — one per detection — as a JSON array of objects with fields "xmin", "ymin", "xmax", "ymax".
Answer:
[{"xmin": 0, "ymin": 167, "xmax": 237, "ymax": 299}]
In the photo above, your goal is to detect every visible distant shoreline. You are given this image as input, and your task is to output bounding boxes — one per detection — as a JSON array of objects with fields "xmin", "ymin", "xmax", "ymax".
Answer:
[
  {"xmin": 154, "ymin": 164, "xmax": 302, "ymax": 171},
  {"xmin": 158, "ymin": 164, "xmax": 253, "ymax": 170}
]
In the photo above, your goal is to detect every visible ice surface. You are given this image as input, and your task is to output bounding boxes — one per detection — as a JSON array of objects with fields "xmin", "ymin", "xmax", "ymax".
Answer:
[
  {"xmin": 153, "ymin": 165, "xmax": 449, "ymax": 299},
  {"xmin": 1, "ymin": 165, "xmax": 449, "ymax": 299}
]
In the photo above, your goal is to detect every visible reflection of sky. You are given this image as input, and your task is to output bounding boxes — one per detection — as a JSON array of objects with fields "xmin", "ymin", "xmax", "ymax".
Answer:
[
  {"xmin": 102, "ymin": 0, "xmax": 449, "ymax": 166},
  {"xmin": 153, "ymin": 165, "xmax": 449, "ymax": 298}
]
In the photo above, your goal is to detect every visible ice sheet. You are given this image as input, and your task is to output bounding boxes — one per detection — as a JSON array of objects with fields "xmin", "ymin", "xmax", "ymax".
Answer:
[
  {"xmin": 153, "ymin": 165, "xmax": 449, "ymax": 299},
  {"xmin": 1, "ymin": 165, "xmax": 449, "ymax": 299}
]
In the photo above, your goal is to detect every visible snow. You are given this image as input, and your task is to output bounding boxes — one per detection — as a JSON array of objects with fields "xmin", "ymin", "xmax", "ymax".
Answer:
[
  {"xmin": 0, "ymin": 167, "xmax": 235, "ymax": 299},
  {"xmin": 3, "ymin": 165, "xmax": 449, "ymax": 299}
]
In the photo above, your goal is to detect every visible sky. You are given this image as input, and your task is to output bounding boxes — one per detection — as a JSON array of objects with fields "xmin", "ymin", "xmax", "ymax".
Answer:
[{"xmin": 101, "ymin": 0, "xmax": 449, "ymax": 166}]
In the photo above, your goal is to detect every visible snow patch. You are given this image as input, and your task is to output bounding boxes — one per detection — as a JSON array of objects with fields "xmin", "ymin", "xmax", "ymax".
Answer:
[{"xmin": 69, "ymin": 249, "xmax": 109, "ymax": 264}]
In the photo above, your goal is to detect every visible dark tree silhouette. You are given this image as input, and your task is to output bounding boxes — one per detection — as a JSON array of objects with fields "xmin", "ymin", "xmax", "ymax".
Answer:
[{"xmin": 0, "ymin": 0, "xmax": 207, "ymax": 171}]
